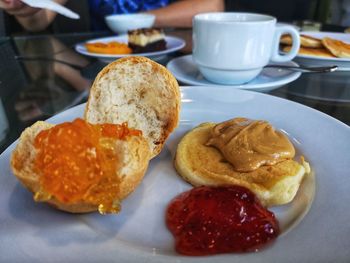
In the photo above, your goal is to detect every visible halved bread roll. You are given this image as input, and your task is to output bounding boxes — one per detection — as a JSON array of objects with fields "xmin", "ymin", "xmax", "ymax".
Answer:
[
  {"xmin": 85, "ymin": 56, "xmax": 180, "ymax": 158},
  {"xmin": 11, "ymin": 121, "xmax": 151, "ymax": 213}
]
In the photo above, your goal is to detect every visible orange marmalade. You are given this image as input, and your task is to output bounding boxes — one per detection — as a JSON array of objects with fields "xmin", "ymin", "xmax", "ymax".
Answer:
[
  {"xmin": 33, "ymin": 118, "xmax": 142, "ymax": 214},
  {"xmin": 85, "ymin": 42, "xmax": 132, "ymax": 54}
]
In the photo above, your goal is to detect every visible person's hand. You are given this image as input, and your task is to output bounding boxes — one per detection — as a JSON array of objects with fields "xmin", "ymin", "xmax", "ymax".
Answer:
[{"xmin": 0, "ymin": 0, "xmax": 40, "ymax": 17}]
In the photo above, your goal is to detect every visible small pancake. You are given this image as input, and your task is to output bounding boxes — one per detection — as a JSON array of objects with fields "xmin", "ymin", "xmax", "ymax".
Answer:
[
  {"xmin": 281, "ymin": 34, "xmax": 323, "ymax": 48},
  {"xmin": 283, "ymin": 45, "xmax": 335, "ymax": 58},
  {"xmin": 174, "ymin": 123, "xmax": 310, "ymax": 207},
  {"xmin": 322, "ymin": 37, "xmax": 350, "ymax": 58}
]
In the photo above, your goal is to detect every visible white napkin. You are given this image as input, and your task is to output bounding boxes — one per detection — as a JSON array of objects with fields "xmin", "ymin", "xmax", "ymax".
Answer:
[{"xmin": 21, "ymin": 0, "xmax": 80, "ymax": 19}]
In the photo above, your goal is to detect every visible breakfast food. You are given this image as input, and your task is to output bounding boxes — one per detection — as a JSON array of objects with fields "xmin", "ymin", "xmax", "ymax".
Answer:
[
  {"xmin": 85, "ymin": 41, "xmax": 132, "ymax": 54},
  {"xmin": 280, "ymin": 34, "xmax": 350, "ymax": 58},
  {"xmin": 174, "ymin": 118, "xmax": 311, "ymax": 207},
  {"xmin": 11, "ymin": 56, "xmax": 180, "ymax": 214},
  {"xmin": 322, "ymin": 37, "xmax": 350, "ymax": 58},
  {"xmin": 11, "ymin": 119, "xmax": 150, "ymax": 214},
  {"xmin": 128, "ymin": 28, "xmax": 166, "ymax": 53},
  {"xmin": 85, "ymin": 56, "xmax": 180, "ymax": 158},
  {"xmin": 283, "ymin": 45, "xmax": 335, "ymax": 58},
  {"xmin": 166, "ymin": 185, "xmax": 279, "ymax": 255},
  {"xmin": 281, "ymin": 34, "xmax": 323, "ymax": 48}
]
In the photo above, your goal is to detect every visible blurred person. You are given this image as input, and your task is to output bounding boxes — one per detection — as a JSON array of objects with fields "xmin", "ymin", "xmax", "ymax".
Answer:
[{"xmin": 0, "ymin": 0, "xmax": 224, "ymax": 32}]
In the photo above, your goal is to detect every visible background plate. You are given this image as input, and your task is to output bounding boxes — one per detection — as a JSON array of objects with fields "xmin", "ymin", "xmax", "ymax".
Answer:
[
  {"xmin": 294, "ymin": 31, "xmax": 350, "ymax": 71},
  {"xmin": 75, "ymin": 35, "xmax": 185, "ymax": 63}
]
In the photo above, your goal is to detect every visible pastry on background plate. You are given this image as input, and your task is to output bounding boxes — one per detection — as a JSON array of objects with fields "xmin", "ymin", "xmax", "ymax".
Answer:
[
  {"xmin": 281, "ymin": 34, "xmax": 323, "ymax": 48},
  {"xmin": 283, "ymin": 45, "xmax": 335, "ymax": 58},
  {"xmin": 322, "ymin": 37, "xmax": 350, "ymax": 58},
  {"xmin": 128, "ymin": 28, "xmax": 167, "ymax": 53},
  {"xmin": 174, "ymin": 118, "xmax": 311, "ymax": 207}
]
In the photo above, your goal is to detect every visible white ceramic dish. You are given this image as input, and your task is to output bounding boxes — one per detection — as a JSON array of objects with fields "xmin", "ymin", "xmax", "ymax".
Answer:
[
  {"xmin": 294, "ymin": 31, "xmax": 350, "ymax": 71},
  {"xmin": 1, "ymin": 86, "xmax": 350, "ymax": 262},
  {"xmin": 167, "ymin": 55, "xmax": 301, "ymax": 92},
  {"xmin": 75, "ymin": 35, "xmax": 185, "ymax": 63},
  {"xmin": 105, "ymin": 14, "xmax": 155, "ymax": 34}
]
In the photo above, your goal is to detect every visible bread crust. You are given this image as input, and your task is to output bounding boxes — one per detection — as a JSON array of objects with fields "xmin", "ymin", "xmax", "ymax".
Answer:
[
  {"xmin": 84, "ymin": 56, "xmax": 180, "ymax": 158},
  {"xmin": 11, "ymin": 121, "xmax": 150, "ymax": 213}
]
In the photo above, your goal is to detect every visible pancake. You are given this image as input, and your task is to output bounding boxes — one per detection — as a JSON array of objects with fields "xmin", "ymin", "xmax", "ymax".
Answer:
[
  {"xmin": 281, "ymin": 34, "xmax": 323, "ymax": 48},
  {"xmin": 322, "ymin": 37, "xmax": 350, "ymax": 58},
  {"xmin": 283, "ymin": 45, "xmax": 335, "ymax": 58},
  {"xmin": 174, "ymin": 123, "xmax": 310, "ymax": 207}
]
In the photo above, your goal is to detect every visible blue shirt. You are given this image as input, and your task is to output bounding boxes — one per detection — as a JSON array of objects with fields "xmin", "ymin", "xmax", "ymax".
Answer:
[{"xmin": 88, "ymin": 0, "xmax": 171, "ymax": 31}]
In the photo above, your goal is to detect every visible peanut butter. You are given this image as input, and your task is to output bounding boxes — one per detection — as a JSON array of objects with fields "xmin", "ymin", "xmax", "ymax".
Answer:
[{"xmin": 206, "ymin": 118, "xmax": 295, "ymax": 172}]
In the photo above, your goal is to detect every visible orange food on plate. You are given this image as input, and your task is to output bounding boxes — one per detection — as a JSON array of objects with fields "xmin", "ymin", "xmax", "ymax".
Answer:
[
  {"xmin": 33, "ymin": 118, "xmax": 141, "ymax": 213},
  {"xmin": 85, "ymin": 41, "xmax": 132, "ymax": 54}
]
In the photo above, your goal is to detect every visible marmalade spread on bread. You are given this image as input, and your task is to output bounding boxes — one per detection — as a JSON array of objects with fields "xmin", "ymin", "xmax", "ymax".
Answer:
[
  {"xmin": 206, "ymin": 117, "xmax": 295, "ymax": 172},
  {"xmin": 166, "ymin": 186, "xmax": 279, "ymax": 256},
  {"xmin": 33, "ymin": 118, "xmax": 141, "ymax": 214}
]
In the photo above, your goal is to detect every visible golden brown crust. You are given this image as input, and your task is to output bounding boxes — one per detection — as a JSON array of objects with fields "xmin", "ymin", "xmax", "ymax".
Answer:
[
  {"xmin": 322, "ymin": 37, "xmax": 350, "ymax": 58},
  {"xmin": 283, "ymin": 45, "xmax": 336, "ymax": 58},
  {"xmin": 84, "ymin": 56, "xmax": 180, "ymax": 158},
  {"xmin": 10, "ymin": 121, "xmax": 151, "ymax": 214}
]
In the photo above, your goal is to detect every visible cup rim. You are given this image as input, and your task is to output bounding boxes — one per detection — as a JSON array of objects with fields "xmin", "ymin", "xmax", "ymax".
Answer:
[{"xmin": 194, "ymin": 12, "xmax": 276, "ymax": 24}]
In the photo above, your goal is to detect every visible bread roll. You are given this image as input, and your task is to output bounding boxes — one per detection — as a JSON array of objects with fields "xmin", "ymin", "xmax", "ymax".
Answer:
[
  {"xmin": 85, "ymin": 56, "xmax": 180, "ymax": 158},
  {"xmin": 11, "ymin": 120, "xmax": 151, "ymax": 214}
]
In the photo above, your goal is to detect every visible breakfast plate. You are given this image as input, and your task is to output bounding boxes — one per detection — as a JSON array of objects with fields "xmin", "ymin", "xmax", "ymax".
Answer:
[
  {"xmin": 75, "ymin": 35, "xmax": 185, "ymax": 63},
  {"xmin": 292, "ymin": 31, "xmax": 350, "ymax": 71},
  {"xmin": 1, "ymin": 86, "xmax": 350, "ymax": 262},
  {"xmin": 166, "ymin": 55, "xmax": 301, "ymax": 92}
]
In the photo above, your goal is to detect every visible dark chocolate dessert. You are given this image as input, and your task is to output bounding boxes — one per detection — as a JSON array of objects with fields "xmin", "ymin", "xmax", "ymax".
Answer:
[{"xmin": 128, "ymin": 28, "xmax": 166, "ymax": 53}]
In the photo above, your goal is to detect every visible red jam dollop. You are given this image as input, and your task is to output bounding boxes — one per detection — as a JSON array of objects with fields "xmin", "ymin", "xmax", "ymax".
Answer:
[{"xmin": 166, "ymin": 186, "xmax": 279, "ymax": 256}]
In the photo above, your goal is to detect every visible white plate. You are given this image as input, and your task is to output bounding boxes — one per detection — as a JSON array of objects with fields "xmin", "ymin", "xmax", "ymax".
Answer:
[
  {"xmin": 1, "ymin": 86, "xmax": 350, "ymax": 262},
  {"xmin": 166, "ymin": 55, "xmax": 301, "ymax": 92},
  {"xmin": 75, "ymin": 35, "xmax": 185, "ymax": 63},
  {"xmin": 294, "ymin": 31, "xmax": 350, "ymax": 71}
]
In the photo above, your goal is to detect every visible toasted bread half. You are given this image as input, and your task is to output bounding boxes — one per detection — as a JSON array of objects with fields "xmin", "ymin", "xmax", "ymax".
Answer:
[
  {"xmin": 283, "ymin": 45, "xmax": 335, "ymax": 58},
  {"xmin": 11, "ymin": 121, "xmax": 151, "ymax": 213},
  {"xmin": 84, "ymin": 56, "xmax": 180, "ymax": 158},
  {"xmin": 174, "ymin": 123, "xmax": 310, "ymax": 207},
  {"xmin": 322, "ymin": 37, "xmax": 350, "ymax": 58},
  {"xmin": 281, "ymin": 34, "xmax": 323, "ymax": 48}
]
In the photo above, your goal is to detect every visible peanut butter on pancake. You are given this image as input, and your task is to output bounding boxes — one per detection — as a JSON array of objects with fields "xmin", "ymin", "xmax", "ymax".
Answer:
[
  {"xmin": 283, "ymin": 45, "xmax": 335, "ymax": 58},
  {"xmin": 174, "ymin": 121, "xmax": 310, "ymax": 207},
  {"xmin": 206, "ymin": 118, "xmax": 295, "ymax": 172},
  {"xmin": 322, "ymin": 37, "xmax": 350, "ymax": 58},
  {"xmin": 281, "ymin": 34, "xmax": 322, "ymax": 48}
]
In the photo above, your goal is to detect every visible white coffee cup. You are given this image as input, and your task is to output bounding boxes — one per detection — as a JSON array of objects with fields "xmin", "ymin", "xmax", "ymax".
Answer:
[{"xmin": 193, "ymin": 12, "xmax": 300, "ymax": 85}]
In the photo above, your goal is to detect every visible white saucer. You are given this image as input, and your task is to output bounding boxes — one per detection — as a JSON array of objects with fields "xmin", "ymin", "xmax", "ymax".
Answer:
[
  {"xmin": 166, "ymin": 55, "xmax": 301, "ymax": 92},
  {"xmin": 75, "ymin": 35, "xmax": 185, "ymax": 63}
]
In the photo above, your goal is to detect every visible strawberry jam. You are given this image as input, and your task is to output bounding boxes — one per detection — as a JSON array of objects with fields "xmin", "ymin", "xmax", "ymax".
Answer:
[{"xmin": 166, "ymin": 186, "xmax": 279, "ymax": 256}]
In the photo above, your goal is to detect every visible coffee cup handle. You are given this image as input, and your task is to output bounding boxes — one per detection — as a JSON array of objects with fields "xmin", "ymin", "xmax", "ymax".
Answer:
[{"xmin": 270, "ymin": 26, "xmax": 300, "ymax": 63}]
